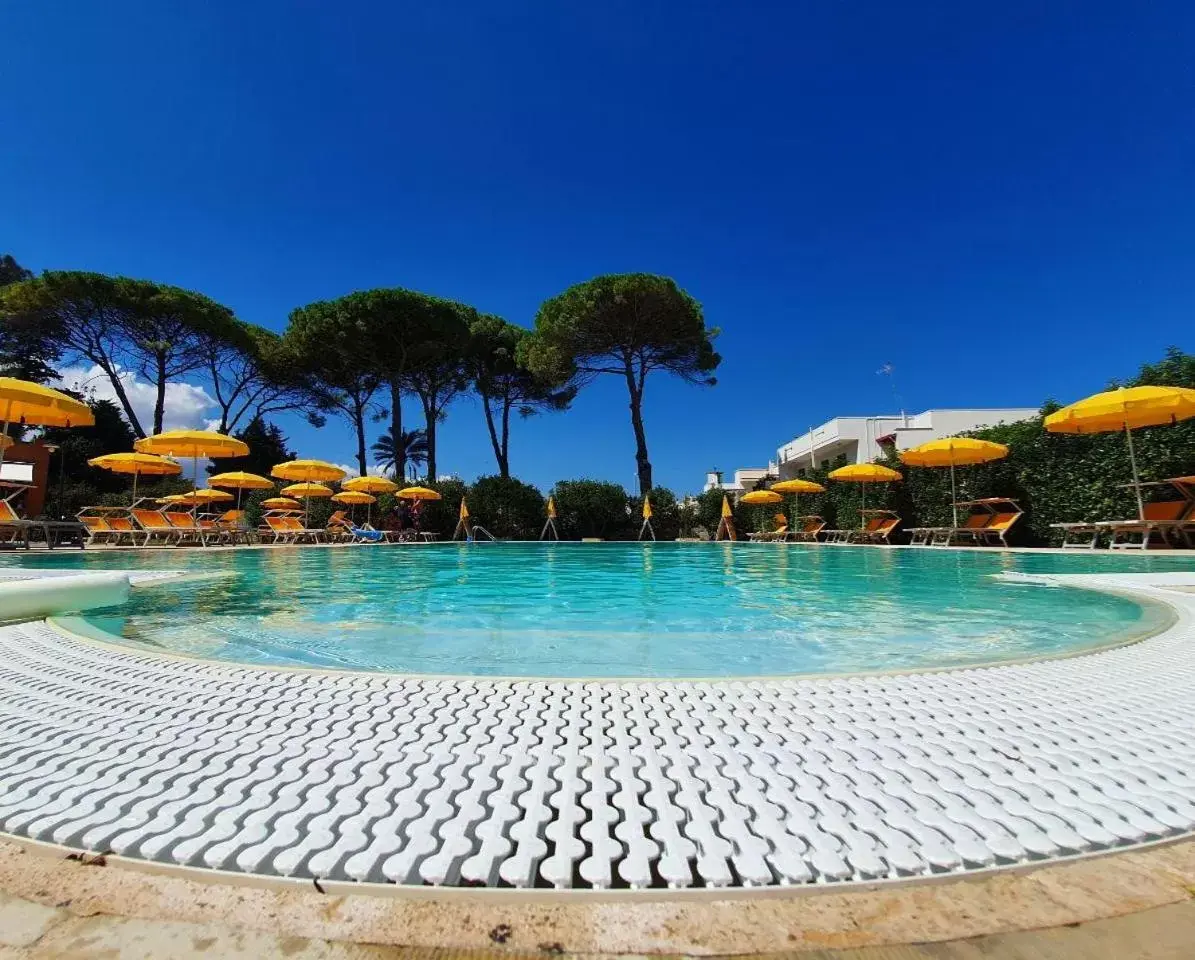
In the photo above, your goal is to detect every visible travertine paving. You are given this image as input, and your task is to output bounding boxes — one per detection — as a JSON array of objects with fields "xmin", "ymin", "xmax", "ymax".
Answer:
[{"xmin": 0, "ymin": 573, "xmax": 1193, "ymax": 892}]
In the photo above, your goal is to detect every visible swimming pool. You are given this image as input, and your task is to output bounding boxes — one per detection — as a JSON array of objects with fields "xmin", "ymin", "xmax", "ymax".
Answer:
[{"xmin": 8, "ymin": 543, "xmax": 1191, "ymax": 678}]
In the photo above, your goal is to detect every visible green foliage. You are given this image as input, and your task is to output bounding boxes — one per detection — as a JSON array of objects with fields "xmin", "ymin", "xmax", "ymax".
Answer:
[
  {"xmin": 466, "ymin": 475, "xmax": 546, "ymax": 539},
  {"xmin": 0, "ymin": 271, "xmax": 239, "ymax": 435},
  {"xmin": 371, "ymin": 429, "xmax": 428, "ymax": 480},
  {"xmin": 217, "ymin": 418, "xmax": 296, "ymax": 479},
  {"xmin": 522, "ymin": 273, "xmax": 720, "ymax": 494},
  {"xmin": 551, "ymin": 479, "xmax": 633, "ymax": 539},
  {"xmin": 467, "ymin": 314, "xmax": 575, "ymax": 477}
]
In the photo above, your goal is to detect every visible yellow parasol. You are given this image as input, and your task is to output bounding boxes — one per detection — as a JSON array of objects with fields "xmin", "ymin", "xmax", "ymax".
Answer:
[
  {"xmin": 397, "ymin": 486, "xmax": 442, "ymax": 501},
  {"xmin": 273, "ymin": 462, "xmax": 344, "ymax": 525},
  {"xmin": 1045, "ymin": 385, "xmax": 1195, "ymax": 520},
  {"xmin": 771, "ymin": 478, "xmax": 825, "ymax": 531},
  {"xmin": 716, "ymin": 494, "xmax": 736, "ymax": 541},
  {"xmin": 0, "ymin": 377, "xmax": 95, "ymax": 477},
  {"xmin": 332, "ymin": 489, "xmax": 376, "ymax": 525},
  {"xmin": 546, "ymin": 496, "xmax": 557, "ymax": 518},
  {"xmin": 261, "ymin": 497, "xmax": 301, "ymax": 511},
  {"xmin": 333, "ymin": 490, "xmax": 376, "ymax": 505},
  {"xmin": 134, "ymin": 429, "xmax": 249, "ymax": 492},
  {"xmin": 281, "ymin": 482, "xmax": 333, "ymax": 498},
  {"xmin": 828, "ymin": 463, "xmax": 902, "ymax": 530},
  {"xmin": 174, "ymin": 488, "xmax": 235, "ymax": 507},
  {"xmin": 721, "ymin": 494, "xmax": 733, "ymax": 517},
  {"xmin": 271, "ymin": 459, "xmax": 347, "ymax": 483},
  {"xmin": 642, "ymin": 496, "xmax": 652, "ymax": 519},
  {"xmin": 900, "ymin": 437, "xmax": 1009, "ymax": 526},
  {"xmin": 342, "ymin": 475, "xmax": 399, "ymax": 494},
  {"xmin": 88, "ymin": 452, "xmax": 182, "ymax": 504},
  {"xmin": 459, "ymin": 498, "xmax": 470, "ymax": 519},
  {"xmin": 740, "ymin": 489, "xmax": 783, "ymax": 505},
  {"xmin": 208, "ymin": 470, "xmax": 274, "ymax": 509}
]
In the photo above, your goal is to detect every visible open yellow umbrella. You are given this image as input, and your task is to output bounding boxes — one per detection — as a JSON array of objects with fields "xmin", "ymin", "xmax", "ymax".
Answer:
[
  {"xmin": 900, "ymin": 437, "xmax": 1009, "ymax": 527},
  {"xmin": 342, "ymin": 475, "xmax": 398, "ymax": 495},
  {"xmin": 281, "ymin": 481, "xmax": 334, "ymax": 525},
  {"xmin": 261, "ymin": 497, "xmax": 301, "ymax": 511},
  {"xmin": 397, "ymin": 486, "xmax": 441, "ymax": 501},
  {"xmin": 772, "ymin": 478, "xmax": 826, "ymax": 531},
  {"xmin": 828, "ymin": 463, "xmax": 902, "ymax": 531},
  {"xmin": 0, "ymin": 377, "xmax": 95, "ymax": 478},
  {"xmin": 740, "ymin": 489, "xmax": 783, "ymax": 505},
  {"xmin": 333, "ymin": 489, "xmax": 376, "ymax": 525},
  {"xmin": 135, "ymin": 429, "xmax": 249, "ymax": 490},
  {"xmin": 208, "ymin": 470, "xmax": 274, "ymax": 509},
  {"xmin": 1045, "ymin": 385, "xmax": 1195, "ymax": 520},
  {"xmin": 175, "ymin": 488, "xmax": 235, "ymax": 506},
  {"xmin": 272, "ymin": 459, "xmax": 347, "ymax": 483},
  {"xmin": 88, "ymin": 452, "xmax": 182, "ymax": 505}
]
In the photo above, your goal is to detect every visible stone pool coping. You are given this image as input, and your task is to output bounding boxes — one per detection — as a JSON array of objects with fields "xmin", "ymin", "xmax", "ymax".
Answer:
[{"xmin": 1, "ymin": 567, "xmax": 1195, "ymax": 952}]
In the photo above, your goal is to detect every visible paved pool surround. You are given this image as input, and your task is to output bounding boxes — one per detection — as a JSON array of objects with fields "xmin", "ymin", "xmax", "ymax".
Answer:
[{"xmin": 0, "ymin": 568, "xmax": 1193, "ymax": 896}]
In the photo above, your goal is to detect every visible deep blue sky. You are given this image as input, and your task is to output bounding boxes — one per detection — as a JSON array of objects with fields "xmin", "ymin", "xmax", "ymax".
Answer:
[{"xmin": 5, "ymin": 2, "xmax": 1194, "ymax": 492}]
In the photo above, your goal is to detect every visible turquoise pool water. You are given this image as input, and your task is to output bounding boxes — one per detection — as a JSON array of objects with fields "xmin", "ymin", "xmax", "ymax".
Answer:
[{"xmin": 5, "ymin": 543, "xmax": 1191, "ymax": 677}]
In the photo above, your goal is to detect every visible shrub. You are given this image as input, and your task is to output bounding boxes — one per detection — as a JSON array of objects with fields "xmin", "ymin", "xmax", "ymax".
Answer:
[
  {"xmin": 418, "ymin": 478, "xmax": 469, "ymax": 538},
  {"xmin": 467, "ymin": 475, "xmax": 545, "ymax": 539},
  {"xmin": 551, "ymin": 479, "xmax": 632, "ymax": 539}
]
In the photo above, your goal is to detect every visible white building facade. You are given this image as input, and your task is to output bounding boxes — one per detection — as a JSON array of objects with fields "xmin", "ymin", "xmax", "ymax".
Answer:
[
  {"xmin": 703, "ymin": 467, "xmax": 774, "ymax": 494},
  {"xmin": 775, "ymin": 408, "xmax": 1037, "ymax": 478}
]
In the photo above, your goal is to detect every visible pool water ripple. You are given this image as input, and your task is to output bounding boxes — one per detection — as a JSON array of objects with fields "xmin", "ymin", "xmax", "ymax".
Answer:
[{"xmin": 10, "ymin": 542, "xmax": 1190, "ymax": 677}]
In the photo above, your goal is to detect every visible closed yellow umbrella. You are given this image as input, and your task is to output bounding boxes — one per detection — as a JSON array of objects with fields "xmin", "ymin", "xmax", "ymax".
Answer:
[
  {"xmin": 342, "ymin": 475, "xmax": 399, "ymax": 494},
  {"xmin": 1046, "ymin": 385, "xmax": 1195, "ymax": 520},
  {"xmin": 721, "ymin": 495, "xmax": 733, "ymax": 518},
  {"xmin": 135, "ymin": 429, "xmax": 249, "ymax": 491},
  {"xmin": 642, "ymin": 496, "xmax": 652, "ymax": 519},
  {"xmin": 829, "ymin": 463, "xmax": 902, "ymax": 531},
  {"xmin": 397, "ymin": 486, "xmax": 442, "ymax": 501},
  {"xmin": 261, "ymin": 497, "xmax": 301, "ymax": 511},
  {"xmin": 0, "ymin": 378, "xmax": 95, "ymax": 477},
  {"xmin": 546, "ymin": 495, "xmax": 557, "ymax": 518},
  {"xmin": 208, "ymin": 470, "xmax": 274, "ymax": 509},
  {"xmin": 772, "ymin": 478, "xmax": 826, "ymax": 531},
  {"xmin": 88, "ymin": 452, "xmax": 182, "ymax": 505},
  {"xmin": 900, "ymin": 438, "xmax": 1009, "ymax": 526},
  {"xmin": 740, "ymin": 489, "xmax": 783, "ymax": 505},
  {"xmin": 271, "ymin": 459, "xmax": 347, "ymax": 483}
]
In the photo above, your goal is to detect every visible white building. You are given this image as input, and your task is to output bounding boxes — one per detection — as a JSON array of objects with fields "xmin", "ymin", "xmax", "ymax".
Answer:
[
  {"xmin": 703, "ymin": 467, "xmax": 774, "ymax": 494},
  {"xmin": 775, "ymin": 408, "xmax": 1037, "ymax": 478}
]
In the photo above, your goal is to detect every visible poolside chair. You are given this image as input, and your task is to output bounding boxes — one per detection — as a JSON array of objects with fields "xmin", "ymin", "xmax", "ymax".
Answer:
[
  {"xmin": 961, "ymin": 501, "xmax": 1022, "ymax": 548},
  {"xmin": 855, "ymin": 510, "xmax": 900, "ymax": 544},
  {"xmin": 1051, "ymin": 520, "xmax": 1102, "ymax": 549},
  {"xmin": 1098, "ymin": 499, "xmax": 1189, "ymax": 551},
  {"xmin": 0, "ymin": 494, "xmax": 87, "ymax": 549},
  {"xmin": 350, "ymin": 525, "xmax": 384, "ymax": 543},
  {"xmin": 131, "ymin": 508, "xmax": 184, "ymax": 546},
  {"xmin": 1174, "ymin": 477, "xmax": 1195, "ymax": 548},
  {"xmin": 326, "ymin": 510, "xmax": 355, "ymax": 543},
  {"xmin": 280, "ymin": 515, "xmax": 326, "ymax": 543},
  {"xmin": 747, "ymin": 516, "xmax": 789, "ymax": 542},
  {"xmin": 216, "ymin": 509, "xmax": 251, "ymax": 545},
  {"xmin": 77, "ymin": 512, "xmax": 116, "ymax": 545},
  {"xmin": 259, "ymin": 512, "xmax": 299, "ymax": 544},
  {"xmin": 788, "ymin": 516, "xmax": 826, "ymax": 543},
  {"xmin": 164, "ymin": 510, "xmax": 208, "ymax": 546}
]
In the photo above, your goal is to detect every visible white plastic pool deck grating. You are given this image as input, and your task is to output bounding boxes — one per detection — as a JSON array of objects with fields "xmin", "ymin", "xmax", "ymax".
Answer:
[{"xmin": 0, "ymin": 570, "xmax": 1193, "ymax": 893}]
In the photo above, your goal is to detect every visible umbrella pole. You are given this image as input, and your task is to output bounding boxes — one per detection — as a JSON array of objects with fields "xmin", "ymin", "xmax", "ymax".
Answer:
[
  {"xmin": 0, "ymin": 418, "xmax": 9, "ymax": 477},
  {"xmin": 950, "ymin": 463, "xmax": 958, "ymax": 528},
  {"xmin": 861, "ymin": 483, "xmax": 867, "ymax": 531},
  {"xmin": 1125, "ymin": 424, "xmax": 1145, "ymax": 521},
  {"xmin": 132, "ymin": 470, "xmax": 139, "ymax": 507}
]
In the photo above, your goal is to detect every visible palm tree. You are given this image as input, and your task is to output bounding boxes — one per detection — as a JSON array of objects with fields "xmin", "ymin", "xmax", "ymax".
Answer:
[{"xmin": 372, "ymin": 428, "xmax": 429, "ymax": 479}]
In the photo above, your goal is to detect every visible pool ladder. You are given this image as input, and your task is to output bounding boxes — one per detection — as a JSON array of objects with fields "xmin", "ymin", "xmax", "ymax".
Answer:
[{"xmin": 470, "ymin": 525, "xmax": 496, "ymax": 542}]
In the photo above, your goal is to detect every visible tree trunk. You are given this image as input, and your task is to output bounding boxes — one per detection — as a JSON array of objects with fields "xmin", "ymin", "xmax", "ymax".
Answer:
[
  {"xmin": 389, "ymin": 379, "xmax": 405, "ymax": 480},
  {"xmin": 481, "ymin": 393, "xmax": 505, "ymax": 478},
  {"xmin": 153, "ymin": 351, "xmax": 167, "ymax": 435},
  {"xmin": 624, "ymin": 364, "xmax": 652, "ymax": 494},
  {"xmin": 352, "ymin": 397, "xmax": 369, "ymax": 477},
  {"xmin": 500, "ymin": 398, "xmax": 511, "ymax": 479},
  {"xmin": 420, "ymin": 393, "xmax": 437, "ymax": 482},
  {"xmin": 95, "ymin": 358, "xmax": 145, "ymax": 438}
]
